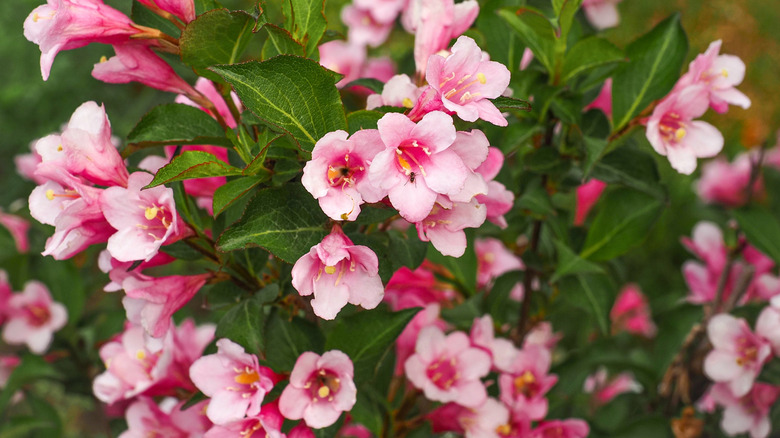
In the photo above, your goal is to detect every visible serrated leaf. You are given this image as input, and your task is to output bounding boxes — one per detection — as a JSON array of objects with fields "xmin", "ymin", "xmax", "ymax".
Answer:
[
  {"xmin": 215, "ymin": 287, "xmax": 275, "ymax": 354},
  {"xmin": 213, "ymin": 175, "xmax": 267, "ymax": 217},
  {"xmin": 550, "ymin": 239, "xmax": 604, "ymax": 283},
  {"xmin": 611, "ymin": 14, "xmax": 688, "ymax": 131},
  {"xmin": 180, "ymin": 9, "xmax": 257, "ymax": 69},
  {"xmin": 127, "ymin": 103, "xmax": 230, "ymax": 147},
  {"xmin": 580, "ymin": 188, "xmax": 663, "ymax": 261},
  {"xmin": 347, "ymin": 110, "xmax": 383, "ymax": 133},
  {"xmin": 492, "ymin": 95, "xmax": 533, "ymax": 112},
  {"xmin": 146, "ymin": 150, "xmax": 243, "ymax": 188},
  {"xmin": 262, "ymin": 24, "xmax": 305, "ymax": 59},
  {"xmin": 282, "ymin": 0, "xmax": 328, "ymax": 57},
  {"xmin": 217, "ymin": 183, "xmax": 328, "ymax": 263},
  {"xmin": 734, "ymin": 206, "xmax": 780, "ymax": 265},
  {"xmin": 558, "ymin": 273, "xmax": 614, "ymax": 335},
  {"xmin": 212, "ymin": 56, "xmax": 347, "ymax": 151},
  {"xmin": 264, "ymin": 311, "xmax": 324, "ymax": 371},
  {"xmin": 498, "ymin": 7, "xmax": 556, "ymax": 75},
  {"xmin": 562, "ymin": 37, "xmax": 624, "ymax": 83}
]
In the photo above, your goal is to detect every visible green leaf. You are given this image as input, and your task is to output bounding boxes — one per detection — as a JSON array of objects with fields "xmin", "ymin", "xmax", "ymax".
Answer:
[
  {"xmin": 0, "ymin": 355, "xmax": 60, "ymax": 414},
  {"xmin": 215, "ymin": 287, "xmax": 275, "ymax": 354},
  {"xmin": 517, "ymin": 182, "xmax": 556, "ymax": 216},
  {"xmin": 212, "ymin": 56, "xmax": 347, "ymax": 151},
  {"xmin": 264, "ymin": 311, "xmax": 324, "ymax": 371},
  {"xmin": 498, "ymin": 7, "xmax": 556, "ymax": 75},
  {"xmin": 146, "ymin": 150, "xmax": 243, "ymax": 188},
  {"xmin": 580, "ymin": 188, "xmax": 663, "ymax": 261},
  {"xmin": 590, "ymin": 146, "xmax": 665, "ymax": 199},
  {"xmin": 261, "ymin": 24, "xmax": 305, "ymax": 59},
  {"xmin": 180, "ymin": 9, "xmax": 257, "ymax": 69},
  {"xmin": 492, "ymin": 96, "xmax": 533, "ymax": 112},
  {"xmin": 349, "ymin": 389, "xmax": 387, "ymax": 437},
  {"xmin": 582, "ymin": 136, "xmax": 609, "ymax": 176},
  {"xmin": 550, "ymin": 239, "xmax": 604, "ymax": 283},
  {"xmin": 347, "ymin": 110, "xmax": 384, "ymax": 133},
  {"xmin": 485, "ymin": 270, "xmax": 523, "ymax": 325},
  {"xmin": 194, "ymin": 0, "xmax": 222, "ymax": 15},
  {"xmin": 558, "ymin": 273, "xmax": 614, "ymax": 335},
  {"xmin": 212, "ymin": 175, "xmax": 267, "ymax": 217},
  {"xmin": 281, "ymin": 0, "xmax": 328, "ymax": 57},
  {"xmin": 217, "ymin": 183, "xmax": 329, "ymax": 263},
  {"xmin": 132, "ymin": 1, "xmax": 180, "ymax": 37},
  {"xmin": 127, "ymin": 103, "xmax": 230, "ymax": 147},
  {"xmin": 325, "ymin": 307, "xmax": 419, "ymax": 384},
  {"xmin": 734, "ymin": 206, "xmax": 780, "ymax": 265},
  {"xmin": 611, "ymin": 14, "xmax": 688, "ymax": 131},
  {"xmin": 342, "ymin": 78, "xmax": 385, "ymax": 94},
  {"xmin": 557, "ymin": 0, "xmax": 582, "ymax": 52},
  {"xmin": 561, "ymin": 37, "xmax": 624, "ymax": 83}
]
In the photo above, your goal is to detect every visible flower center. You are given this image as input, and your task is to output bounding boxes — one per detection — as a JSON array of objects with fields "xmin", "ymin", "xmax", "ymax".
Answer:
[
  {"xmin": 326, "ymin": 153, "xmax": 364, "ymax": 188},
  {"xmin": 395, "ymin": 141, "xmax": 431, "ymax": 183},
  {"xmin": 307, "ymin": 369, "xmax": 341, "ymax": 402},
  {"xmin": 513, "ymin": 370, "xmax": 539, "ymax": 398},
  {"xmin": 658, "ymin": 112, "xmax": 687, "ymax": 145},
  {"xmin": 137, "ymin": 204, "xmax": 173, "ymax": 240},
  {"xmin": 240, "ymin": 419, "xmax": 264, "ymax": 437},
  {"xmin": 25, "ymin": 304, "xmax": 51, "ymax": 327},
  {"xmin": 441, "ymin": 72, "xmax": 486, "ymax": 104},
  {"xmin": 234, "ymin": 368, "xmax": 260, "ymax": 385},
  {"xmin": 426, "ymin": 356, "xmax": 459, "ymax": 390}
]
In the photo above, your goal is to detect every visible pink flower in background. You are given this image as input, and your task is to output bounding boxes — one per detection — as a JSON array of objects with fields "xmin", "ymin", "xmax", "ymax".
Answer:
[
  {"xmin": 676, "ymin": 40, "xmax": 751, "ymax": 114},
  {"xmin": 93, "ymin": 43, "xmax": 199, "ymax": 97},
  {"xmin": 341, "ymin": 5, "xmax": 394, "ymax": 48},
  {"xmin": 366, "ymin": 74, "xmax": 424, "ymax": 110},
  {"xmin": 697, "ymin": 152, "xmax": 762, "ymax": 207},
  {"xmin": 190, "ymin": 338, "xmax": 278, "ymax": 425},
  {"xmin": 14, "ymin": 141, "xmax": 44, "ymax": 184},
  {"xmin": 646, "ymin": 84, "xmax": 724, "ymax": 174},
  {"xmin": 499, "ymin": 345, "xmax": 558, "ymax": 421},
  {"xmin": 470, "ymin": 315, "xmax": 519, "ymax": 373},
  {"xmin": 137, "ymin": 0, "xmax": 195, "ymax": 23},
  {"xmin": 302, "ymin": 130, "xmax": 385, "ymax": 221},
  {"xmin": 475, "ymin": 237, "xmax": 524, "ymax": 290},
  {"xmin": 177, "ymin": 77, "xmax": 243, "ymax": 128},
  {"xmin": 610, "ymin": 284, "xmax": 657, "ymax": 338},
  {"xmin": 475, "ymin": 148, "xmax": 514, "ymax": 228},
  {"xmin": 583, "ymin": 367, "xmax": 641, "ymax": 405},
  {"xmin": 405, "ymin": 326, "xmax": 491, "ymax": 407},
  {"xmin": 520, "ymin": 48, "xmax": 534, "ymax": 71},
  {"xmin": 292, "ymin": 227, "xmax": 384, "ymax": 319},
  {"xmin": 2, "ymin": 281, "xmax": 67, "ymax": 354},
  {"xmin": 574, "ymin": 179, "xmax": 606, "ymax": 226},
  {"xmin": 279, "ymin": 350, "xmax": 357, "ymax": 429},
  {"xmin": 682, "ymin": 221, "xmax": 728, "ymax": 274},
  {"xmin": 24, "ymin": 0, "xmax": 144, "ymax": 80},
  {"xmin": 354, "ymin": 0, "xmax": 407, "ymax": 24},
  {"xmin": 0, "ymin": 211, "xmax": 30, "ymax": 253},
  {"xmin": 710, "ymin": 382, "xmax": 780, "ymax": 438},
  {"xmin": 0, "ymin": 271, "xmax": 11, "ymax": 325},
  {"xmin": 120, "ymin": 397, "xmax": 211, "ymax": 438},
  {"xmin": 584, "ymin": 78, "xmax": 613, "ymax": 118},
  {"xmin": 756, "ymin": 302, "xmax": 780, "ymax": 356},
  {"xmin": 319, "ymin": 41, "xmax": 366, "ymax": 88},
  {"xmin": 427, "ymin": 36, "xmax": 511, "ymax": 126},
  {"xmin": 204, "ymin": 401, "xmax": 285, "ymax": 438},
  {"xmin": 429, "ymin": 398, "xmax": 510, "ymax": 438},
  {"xmin": 101, "ymin": 172, "xmax": 187, "ymax": 262},
  {"xmin": 405, "ymin": 0, "xmax": 479, "ymax": 74},
  {"xmin": 446, "ymin": 130, "xmax": 491, "ymax": 203},
  {"xmin": 524, "ymin": 322, "xmax": 561, "ymax": 352},
  {"xmin": 582, "ymin": 0, "xmax": 622, "ymax": 30},
  {"xmin": 530, "ymin": 419, "xmax": 590, "ymax": 438},
  {"xmin": 416, "ymin": 198, "xmax": 487, "ymax": 257},
  {"xmin": 360, "ymin": 57, "xmax": 396, "ymax": 86},
  {"xmin": 704, "ymin": 314, "xmax": 771, "ymax": 397}
]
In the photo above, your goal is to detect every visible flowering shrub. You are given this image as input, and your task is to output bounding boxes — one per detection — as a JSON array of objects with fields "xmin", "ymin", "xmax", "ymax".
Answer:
[{"xmin": 2, "ymin": 0, "xmax": 779, "ymax": 437}]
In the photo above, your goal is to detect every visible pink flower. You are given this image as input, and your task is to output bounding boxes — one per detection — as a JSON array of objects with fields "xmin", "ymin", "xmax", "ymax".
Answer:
[
  {"xmin": 416, "ymin": 198, "xmax": 487, "ymax": 257},
  {"xmin": 120, "ymin": 396, "xmax": 211, "ymax": 438},
  {"xmin": 366, "ymin": 74, "xmax": 424, "ymax": 110},
  {"xmin": 407, "ymin": 86, "xmax": 450, "ymax": 122},
  {"xmin": 756, "ymin": 302, "xmax": 780, "ymax": 356},
  {"xmin": 354, "ymin": 0, "xmax": 407, "ymax": 24},
  {"xmin": 584, "ymin": 78, "xmax": 613, "ymax": 117},
  {"xmin": 704, "ymin": 314, "xmax": 771, "ymax": 397},
  {"xmin": 394, "ymin": 304, "xmax": 448, "ymax": 375},
  {"xmin": 338, "ymin": 423, "xmax": 372, "ymax": 438},
  {"xmin": 404, "ymin": 326, "xmax": 491, "ymax": 407},
  {"xmin": 682, "ymin": 221, "xmax": 728, "ymax": 274},
  {"xmin": 2, "ymin": 281, "xmax": 67, "ymax": 354},
  {"xmin": 384, "ymin": 261, "xmax": 456, "ymax": 310},
  {"xmin": 610, "ymin": 284, "xmax": 657, "ymax": 338},
  {"xmin": 646, "ymin": 85, "xmax": 724, "ymax": 174},
  {"xmin": 574, "ymin": 179, "xmax": 607, "ymax": 226},
  {"xmin": 710, "ymin": 382, "xmax": 780, "ymax": 438},
  {"xmin": 34, "ymin": 101, "xmax": 129, "ymax": 187},
  {"xmin": 24, "ymin": 0, "xmax": 144, "ymax": 80},
  {"xmin": 190, "ymin": 338, "xmax": 278, "ymax": 425},
  {"xmin": 583, "ymin": 367, "xmax": 641, "ymax": 405},
  {"xmin": 0, "ymin": 210, "xmax": 30, "ymax": 253},
  {"xmin": 279, "ymin": 350, "xmax": 357, "ymax": 429},
  {"xmin": 292, "ymin": 227, "xmax": 384, "ymax": 320},
  {"xmin": 405, "ymin": 0, "xmax": 479, "ymax": 74},
  {"xmin": 368, "ymin": 111, "xmax": 470, "ymax": 222},
  {"xmin": 137, "ymin": 0, "xmax": 195, "ymax": 23},
  {"xmin": 0, "ymin": 271, "xmax": 11, "ymax": 325},
  {"xmin": 519, "ymin": 48, "xmax": 534, "ymax": 71},
  {"xmin": 93, "ymin": 43, "xmax": 199, "ymax": 96},
  {"xmin": 530, "ymin": 419, "xmax": 590, "ymax": 438},
  {"xmin": 476, "ymin": 237, "xmax": 524, "ymax": 290},
  {"xmin": 676, "ymin": 40, "xmax": 751, "ymax": 114},
  {"xmin": 204, "ymin": 401, "xmax": 284, "ymax": 438},
  {"xmin": 475, "ymin": 148, "xmax": 514, "ymax": 228},
  {"xmin": 697, "ymin": 152, "xmax": 762, "ymax": 207},
  {"xmin": 581, "ymin": 0, "xmax": 622, "ymax": 30},
  {"xmin": 428, "ymin": 398, "xmax": 510, "ymax": 438},
  {"xmin": 499, "ymin": 345, "xmax": 558, "ymax": 421},
  {"xmin": 426, "ymin": 36, "xmax": 511, "ymax": 126},
  {"xmin": 14, "ymin": 141, "xmax": 44, "ymax": 184},
  {"xmin": 176, "ymin": 77, "xmax": 242, "ymax": 128},
  {"xmin": 470, "ymin": 315, "xmax": 519, "ymax": 373},
  {"xmin": 523, "ymin": 322, "xmax": 561, "ymax": 352},
  {"xmin": 319, "ymin": 41, "xmax": 366, "ymax": 88},
  {"xmin": 302, "ymin": 130, "xmax": 385, "ymax": 221},
  {"xmin": 341, "ymin": 5, "xmax": 394, "ymax": 48},
  {"xmin": 101, "ymin": 172, "xmax": 187, "ymax": 262}
]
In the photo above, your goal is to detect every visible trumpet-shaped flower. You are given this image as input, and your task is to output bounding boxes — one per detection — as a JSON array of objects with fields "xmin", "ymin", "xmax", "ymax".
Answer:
[
  {"xmin": 416, "ymin": 198, "xmax": 486, "ymax": 257},
  {"xmin": 676, "ymin": 40, "xmax": 751, "ymax": 113}
]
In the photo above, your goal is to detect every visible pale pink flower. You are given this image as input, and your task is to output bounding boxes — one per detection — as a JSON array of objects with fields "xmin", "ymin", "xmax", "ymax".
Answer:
[
  {"xmin": 2, "ymin": 281, "xmax": 67, "ymax": 354},
  {"xmin": 583, "ymin": 367, "xmax": 641, "ymax": 405},
  {"xmin": 204, "ymin": 401, "xmax": 285, "ymax": 438},
  {"xmin": 523, "ymin": 321, "xmax": 562, "ymax": 352},
  {"xmin": 24, "ymin": 0, "xmax": 144, "ymax": 80},
  {"xmin": 475, "ymin": 148, "xmax": 514, "ymax": 228},
  {"xmin": 354, "ymin": 0, "xmax": 407, "ymax": 24},
  {"xmin": 704, "ymin": 314, "xmax": 771, "ymax": 397},
  {"xmin": 302, "ymin": 130, "xmax": 385, "ymax": 221},
  {"xmin": 581, "ymin": 0, "xmax": 622, "ymax": 30},
  {"xmin": 368, "ymin": 111, "xmax": 470, "ymax": 222},
  {"xmin": 470, "ymin": 315, "xmax": 519, "ymax": 373},
  {"xmin": 446, "ymin": 130, "xmax": 491, "ymax": 203},
  {"xmin": 519, "ymin": 48, "xmax": 534, "ymax": 71},
  {"xmin": 676, "ymin": 40, "xmax": 751, "ymax": 114},
  {"xmin": 101, "ymin": 172, "xmax": 187, "ymax": 262},
  {"xmin": 14, "ymin": 142, "xmax": 44, "ymax": 184},
  {"xmin": 405, "ymin": 0, "xmax": 479, "ymax": 74},
  {"xmin": 137, "ymin": 0, "xmax": 195, "ymax": 23},
  {"xmin": 646, "ymin": 85, "xmax": 724, "ymax": 174},
  {"xmin": 428, "ymin": 398, "xmax": 510, "ymax": 438},
  {"xmin": 341, "ymin": 5, "xmax": 394, "ymax": 48},
  {"xmin": 190, "ymin": 338, "xmax": 278, "ymax": 425},
  {"xmin": 279, "ymin": 350, "xmax": 357, "ymax": 429},
  {"xmin": 0, "ymin": 210, "xmax": 30, "ymax": 253},
  {"xmin": 404, "ymin": 326, "xmax": 491, "ymax": 407},
  {"xmin": 394, "ymin": 304, "xmax": 448, "ymax": 375},
  {"xmin": 427, "ymin": 36, "xmax": 511, "ymax": 126},
  {"xmin": 120, "ymin": 397, "xmax": 211, "ymax": 438},
  {"xmin": 530, "ymin": 420, "xmax": 590, "ymax": 438},
  {"xmin": 697, "ymin": 152, "xmax": 762, "ymax": 207},
  {"xmin": 476, "ymin": 237, "xmax": 524, "ymax": 290},
  {"xmin": 499, "ymin": 345, "xmax": 558, "ymax": 421},
  {"xmin": 319, "ymin": 41, "xmax": 366, "ymax": 88},
  {"xmin": 574, "ymin": 179, "xmax": 606, "ymax": 226},
  {"xmin": 416, "ymin": 198, "xmax": 487, "ymax": 257},
  {"xmin": 366, "ymin": 74, "xmax": 424, "ymax": 110},
  {"xmin": 756, "ymin": 302, "xmax": 780, "ymax": 356},
  {"xmin": 292, "ymin": 227, "xmax": 384, "ymax": 319},
  {"xmin": 610, "ymin": 284, "xmax": 657, "ymax": 338},
  {"xmin": 682, "ymin": 221, "xmax": 728, "ymax": 274},
  {"xmin": 710, "ymin": 382, "xmax": 780, "ymax": 438},
  {"xmin": 93, "ymin": 43, "xmax": 199, "ymax": 96}
]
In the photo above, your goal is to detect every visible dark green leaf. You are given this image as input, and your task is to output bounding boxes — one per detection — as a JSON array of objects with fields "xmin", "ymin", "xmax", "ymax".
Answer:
[
  {"xmin": 349, "ymin": 388, "xmax": 387, "ymax": 437},
  {"xmin": 485, "ymin": 270, "xmax": 523, "ymax": 325},
  {"xmin": 498, "ymin": 7, "xmax": 556, "ymax": 75},
  {"xmin": 212, "ymin": 175, "xmax": 267, "ymax": 217},
  {"xmin": 441, "ymin": 294, "xmax": 484, "ymax": 330},
  {"xmin": 264, "ymin": 311, "xmax": 324, "ymax": 371},
  {"xmin": 492, "ymin": 96, "xmax": 533, "ymax": 112},
  {"xmin": 180, "ymin": 9, "xmax": 257, "ymax": 69},
  {"xmin": 215, "ymin": 286, "xmax": 275, "ymax": 354},
  {"xmin": 516, "ymin": 182, "xmax": 556, "ymax": 216},
  {"xmin": 146, "ymin": 150, "xmax": 243, "ymax": 188},
  {"xmin": 611, "ymin": 416, "xmax": 672, "ymax": 438},
  {"xmin": 426, "ymin": 230, "xmax": 478, "ymax": 294},
  {"xmin": 281, "ymin": 0, "xmax": 328, "ymax": 57},
  {"xmin": 342, "ymin": 78, "xmax": 385, "ymax": 94},
  {"xmin": 127, "ymin": 103, "xmax": 229, "ymax": 147},
  {"xmin": 582, "ymin": 136, "xmax": 608, "ymax": 176},
  {"xmin": 159, "ymin": 240, "xmax": 206, "ymax": 261},
  {"xmin": 550, "ymin": 239, "xmax": 604, "ymax": 282},
  {"xmin": 194, "ymin": 0, "xmax": 222, "ymax": 15},
  {"xmin": 347, "ymin": 110, "xmax": 384, "ymax": 133},
  {"xmin": 590, "ymin": 146, "xmax": 665, "ymax": 199},
  {"xmin": 261, "ymin": 24, "xmax": 305, "ymax": 60},
  {"xmin": 212, "ymin": 56, "xmax": 347, "ymax": 151},
  {"xmin": 0, "ymin": 355, "xmax": 60, "ymax": 414},
  {"xmin": 734, "ymin": 206, "xmax": 780, "ymax": 265},
  {"xmin": 558, "ymin": 273, "xmax": 614, "ymax": 334},
  {"xmin": 611, "ymin": 14, "xmax": 688, "ymax": 131},
  {"xmin": 580, "ymin": 188, "xmax": 663, "ymax": 261},
  {"xmin": 562, "ymin": 37, "xmax": 624, "ymax": 83},
  {"xmin": 217, "ymin": 183, "xmax": 329, "ymax": 263}
]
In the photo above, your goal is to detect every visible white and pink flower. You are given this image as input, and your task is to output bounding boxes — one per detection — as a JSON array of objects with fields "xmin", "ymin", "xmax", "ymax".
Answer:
[
  {"xmin": 710, "ymin": 382, "xmax": 780, "ymax": 438},
  {"xmin": 1, "ymin": 281, "xmax": 67, "ymax": 354},
  {"xmin": 704, "ymin": 314, "xmax": 771, "ymax": 397}
]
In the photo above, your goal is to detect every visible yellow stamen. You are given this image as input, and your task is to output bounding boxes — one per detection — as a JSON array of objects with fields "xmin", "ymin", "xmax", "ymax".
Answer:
[
  {"xmin": 57, "ymin": 145, "xmax": 63, "ymax": 152},
  {"xmin": 144, "ymin": 207, "xmax": 158, "ymax": 220},
  {"xmin": 402, "ymin": 97, "xmax": 414, "ymax": 108},
  {"xmin": 234, "ymin": 369, "xmax": 260, "ymax": 385},
  {"xmin": 477, "ymin": 73, "xmax": 486, "ymax": 84},
  {"xmin": 136, "ymin": 350, "xmax": 146, "ymax": 360},
  {"xmin": 397, "ymin": 155, "xmax": 411, "ymax": 171},
  {"xmin": 318, "ymin": 386, "xmax": 330, "ymax": 398},
  {"xmin": 675, "ymin": 128, "xmax": 686, "ymax": 141},
  {"xmin": 721, "ymin": 68, "xmax": 728, "ymax": 78},
  {"xmin": 324, "ymin": 265, "xmax": 337, "ymax": 275},
  {"xmin": 45, "ymin": 189, "xmax": 55, "ymax": 201},
  {"xmin": 99, "ymin": 55, "xmax": 108, "ymax": 63}
]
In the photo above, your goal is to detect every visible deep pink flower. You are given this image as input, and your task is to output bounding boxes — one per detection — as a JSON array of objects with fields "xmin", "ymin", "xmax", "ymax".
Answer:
[
  {"xmin": 583, "ymin": 367, "xmax": 641, "ymax": 405},
  {"xmin": 476, "ymin": 237, "xmax": 524, "ymax": 290},
  {"xmin": 676, "ymin": 40, "xmax": 751, "ymax": 114},
  {"xmin": 338, "ymin": 423, "xmax": 372, "ymax": 438},
  {"xmin": 302, "ymin": 130, "xmax": 385, "ymax": 221},
  {"xmin": 499, "ymin": 345, "xmax": 558, "ymax": 421},
  {"xmin": 428, "ymin": 398, "xmax": 510, "ymax": 438},
  {"xmin": 319, "ymin": 41, "xmax": 366, "ymax": 88},
  {"xmin": 574, "ymin": 179, "xmax": 606, "ymax": 226},
  {"xmin": 610, "ymin": 284, "xmax": 657, "ymax": 338},
  {"xmin": 279, "ymin": 351, "xmax": 357, "ymax": 429},
  {"xmin": 366, "ymin": 74, "xmax": 424, "ymax": 110},
  {"xmin": 426, "ymin": 36, "xmax": 511, "ymax": 126},
  {"xmin": 405, "ymin": 0, "xmax": 479, "ymax": 74},
  {"xmin": 0, "ymin": 271, "xmax": 11, "ymax": 326},
  {"xmin": 137, "ymin": 0, "xmax": 195, "ymax": 23},
  {"xmin": 292, "ymin": 227, "xmax": 384, "ymax": 319},
  {"xmin": 2, "ymin": 281, "xmax": 67, "ymax": 354},
  {"xmin": 710, "ymin": 382, "xmax": 780, "ymax": 438},
  {"xmin": 204, "ymin": 401, "xmax": 285, "ymax": 438},
  {"xmin": 530, "ymin": 419, "xmax": 590, "ymax": 438},
  {"xmin": 101, "ymin": 172, "xmax": 187, "ymax": 262},
  {"xmin": 470, "ymin": 315, "xmax": 519, "ymax": 373},
  {"xmin": 120, "ymin": 397, "xmax": 211, "ymax": 438},
  {"xmin": 697, "ymin": 152, "xmax": 762, "ymax": 207},
  {"xmin": 341, "ymin": 5, "xmax": 394, "ymax": 48},
  {"xmin": 24, "ymin": 0, "xmax": 144, "ymax": 80},
  {"xmin": 0, "ymin": 210, "xmax": 30, "ymax": 253},
  {"xmin": 190, "ymin": 338, "xmax": 278, "ymax": 425},
  {"xmin": 416, "ymin": 198, "xmax": 487, "ymax": 257},
  {"xmin": 646, "ymin": 85, "xmax": 724, "ymax": 174},
  {"xmin": 93, "ymin": 43, "xmax": 199, "ymax": 96},
  {"xmin": 405, "ymin": 326, "xmax": 491, "ymax": 407},
  {"xmin": 581, "ymin": 0, "xmax": 622, "ymax": 30},
  {"xmin": 704, "ymin": 314, "xmax": 771, "ymax": 397},
  {"xmin": 384, "ymin": 261, "xmax": 457, "ymax": 310},
  {"xmin": 584, "ymin": 78, "xmax": 613, "ymax": 117}
]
